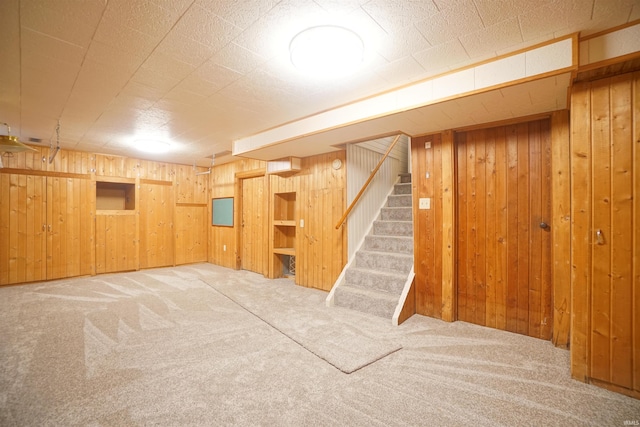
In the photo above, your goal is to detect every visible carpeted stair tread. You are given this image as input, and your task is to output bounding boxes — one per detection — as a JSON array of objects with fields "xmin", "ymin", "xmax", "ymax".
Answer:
[
  {"xmin": 381, "ymin": 206, "xmax": 412, "ymax": 221},
  {"xmin": 355, "ymin": 250, "xmax": 413, "ymax": 274},
  {"xmin": 333, "ymin": 284, "xmax": 398, "ymax": 319},
  {"xmin": 345, "ymin": 267, "xmax": 407, "ymax": 294},
  {"xmin": 393, "ymin": 182, "xmax": 412, "ymax": 195},
  {"xmin": 387, "ymin": 194, "xmax": 412, "ymax": 207},
  {"xmin": 373, "ymin": 220, "xmax": 413, "ymax": 237},
  {"xmin": 364, "ymin": 235, "xmax": 413, "ymax": 254}
]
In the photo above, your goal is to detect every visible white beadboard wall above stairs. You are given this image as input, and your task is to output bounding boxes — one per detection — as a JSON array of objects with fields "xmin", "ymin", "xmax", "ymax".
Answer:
[{"xmin": 327, "ymin": 174, "xmax": 414, "ymax": 325}]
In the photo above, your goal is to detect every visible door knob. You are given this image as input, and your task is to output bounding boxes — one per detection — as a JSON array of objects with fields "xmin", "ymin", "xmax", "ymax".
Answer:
[{"xmin": 539, "ymin": 222, "xmax": 548, "ymax": 229}]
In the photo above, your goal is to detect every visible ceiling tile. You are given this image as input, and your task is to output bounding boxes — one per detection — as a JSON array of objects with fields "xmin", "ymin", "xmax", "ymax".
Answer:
[
  {"xmin": 142, "ymin": 51, "xmax": 196, "ymax": 82},
  {"xmin": 157, "ymin": 32, "xmax": 218, "ymax": 68},
  {"xmin": 208, "ymin": 43, "xmax": 267, "ymax": 75},
  {"xmin": 21, "ymin": 28, "xmax": 86, "ymax": 67},
  {"xmin": 85, "ymin": 40, "xmax": 148, "ymax": 76},
  {"xmin": 413, "ymin": 39, "xmax": 470, "ymax": 75},
  {"xmin": 20, "ymin": 0, "xmax": 106, "ymax": 48},
  {"xmin": 192, "ymin": 61, "xmax": 243, "ymax": 90},
  {"xmin": 195, "ymin": 0, "xmax": 280, "ymax": 30},
  {"xmin": 459, "ymin": 17, "xmax": 523, "ymax": 59},
  {"xmin": 131, "ymin": 67, "xmax": 181, "ymax": 93},
  {"xmin": 374, "ymin": 55, "xmax": 427, "ymax": 86},
  {"xmin": 102, "ymin": 0, "xmax": 182, "ymax": 39},
  {"xmin": 362, "ymin": 0, "xmax": 439, "ymax": 34},
  {"xmin": 474, "ymin": 0, "xmax": 550, "ymax": 27},
  {"xmin": 415, "ymin": 0, "xmax": 484, "ymax": 46},
  {"xmin": 374, "ymin": 25, "xmax": 432, "ymax": 62},
  {"xmin": 93, "ymin": 18, "xmax": 159, "ymax": 56},
  {"xmin": 519, "ymin": 0, "xmax": 593, "ymax": 41},
  {"xmin": 171, "ymin": 4, "xmax": 242, "ymax": 50}
]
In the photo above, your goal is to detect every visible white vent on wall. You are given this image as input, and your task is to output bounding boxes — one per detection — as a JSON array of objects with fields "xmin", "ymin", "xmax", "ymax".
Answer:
[{"xmin": 267, "ymin": 157, "xmax": 301, "ymax": 175}]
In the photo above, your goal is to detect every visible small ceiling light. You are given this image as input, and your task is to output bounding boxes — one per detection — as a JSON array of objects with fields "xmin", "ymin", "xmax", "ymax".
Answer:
[
  {"xmin": 290, "ymin": 25, "xmax": 364, "ymax": 78},
  {"xmin": 135, "ymin": 139, "xmax": 171, "ymax": 153}
]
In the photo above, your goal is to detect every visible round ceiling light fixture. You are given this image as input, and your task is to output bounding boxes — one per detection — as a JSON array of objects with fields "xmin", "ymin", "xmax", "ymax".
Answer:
[
  {"xmin": 134, "ymin": 139, "xmax": 171, "ymax": 153},
  {"xmin": 289, "ymin": 25, "xmax": 364, "ymax": 78}
]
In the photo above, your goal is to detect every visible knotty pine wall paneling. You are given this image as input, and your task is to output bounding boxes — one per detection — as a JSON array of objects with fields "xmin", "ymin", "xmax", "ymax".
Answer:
[
  {"xmin": 95, "ymin": 212, "xmax": 138, "ymax": 274},
  {"xmin": 208, "ymin": 152, "xmax": 346, "ymax": 291},
  {"xmin": 139, "ymin": 180, "xmax": 174, "ymax": 269},
  {"xmin": 209, "ymin": 159, "xmax": 265, "ymax": 269},
  {"xmin": 1, "ymin": 144, "xmax": 210, "ymax": 284},
  {"xmin": 411, "ymin": 132, "xmax": 456, "ymax": 321},
  {"xmin": 570, "ymin": 72, "xmax": 639, "ymax": 398},
  {"xmin": 174, "ymin": 164, "xmax": 208, "ymax": 266},
  {"xmin": 551, "ymin": 110, "xmax": 571, "ymax": 348}
]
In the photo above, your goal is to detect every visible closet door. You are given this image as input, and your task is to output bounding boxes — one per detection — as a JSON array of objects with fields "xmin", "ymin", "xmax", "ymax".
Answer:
[
  {"xmin": 240, "ymin": 175, "xmax": 267, "ymax": 275},
  {"xmin": 139, "ymin": 181, "xmax": 174, "ymax": 268},
  {"xmin": 571, "ymin": 73, "xmax": 639, "ymax": 397},
  {"xmin": 456, "ymin": 119, "xmax": 552, "ymax": 340},
  {"xmin": 0, "ymin": 173, "xmax": 47, "ymax": 285},
  {"xmin": 46, "ymin": 176, "xmax": 93, "ymax": 280}
]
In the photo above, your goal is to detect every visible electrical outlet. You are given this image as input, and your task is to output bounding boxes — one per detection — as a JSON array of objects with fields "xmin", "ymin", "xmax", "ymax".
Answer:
[
  {"xmin": 419, "ymin": 198, "xmax": 431, "ymax": 210},
  {"xmin": 425, "ymin": 141, "xmax": 431, "ymax": 149},
  {"xmin": 223, "ymin": 245, "xmax": 226, "ymax": 251},
  {"xmin": 300, "ymin": 219, "xmax": 304, "ymax": 228}
]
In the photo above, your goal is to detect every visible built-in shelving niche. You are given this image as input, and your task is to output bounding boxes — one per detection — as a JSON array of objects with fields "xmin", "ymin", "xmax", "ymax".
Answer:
[{"xmin": 96, "ymin": 181, "xmax": 135, "ymax": 210}]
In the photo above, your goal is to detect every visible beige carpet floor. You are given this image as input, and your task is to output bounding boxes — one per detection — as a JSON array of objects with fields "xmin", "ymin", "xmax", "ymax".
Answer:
[{"xmin": 0, "ymin": 263, "xmax": 638, "ymax": 426}]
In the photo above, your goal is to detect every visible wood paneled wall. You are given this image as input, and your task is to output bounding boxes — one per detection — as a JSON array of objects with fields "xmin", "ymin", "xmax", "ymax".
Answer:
[
  {"xmin": 0, "ymin": 146, "xmax": 209, "ymax": 285},
  {"xmin": 570, "ymin": 72, "xmax": 639, "ymax": 398},
  {"xmin": 208, "ymin": 153, "xmax": 347, "ymax": 291}
]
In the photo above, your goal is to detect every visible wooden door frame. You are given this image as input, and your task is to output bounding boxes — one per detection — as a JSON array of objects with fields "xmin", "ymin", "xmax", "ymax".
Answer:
[{"xmin": 234, "ymin": 168, "xmax": 268, "ymax": 273}]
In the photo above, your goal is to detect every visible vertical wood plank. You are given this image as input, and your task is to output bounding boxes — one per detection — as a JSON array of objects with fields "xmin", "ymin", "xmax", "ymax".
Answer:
[
  {"xmin": 506, "ymin": 125, "xmax": 519, "ymax": 334},
  {"xmin": 441, "ymin": 130, "xmax": 456, "ymax": 322},
  {"xmin": 590, "ymin": 79, "xmax": 612, "ymax": 383},
  {"xmin": 516, "ymin": 123, "xmax": 531, "ymax": 336},
  {"xmin": 495, "ymin": 127, "xmax": 508, "ymax": 330},
  {"xmin": 540, "ymin": 119, "xmax": 553, "ymax": 340},
  {"xmin": 457, "ymin": 134, "xmax": 469, "ymax": 322},
  {"xmin": 552, "ymin": 109, "xmax": 572, "ymax": 347},
  {"xmin": 610, "ymin": 75, "xmax": 633, "ymax": 389},
  {"xmin": 571, "ymin": 82, "xmax": 592, "ymax": 382},
  {"xmin": 529, "ymin": 120, "xmax": 543, "ymax": 339},
  {"xmin": 485, "ymin": 129, "xmax": 497, "ymax": 329}
]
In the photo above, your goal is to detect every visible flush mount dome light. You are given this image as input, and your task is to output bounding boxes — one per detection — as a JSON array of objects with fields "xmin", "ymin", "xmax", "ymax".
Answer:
[
  {"xmin": 290, "ymin": 25, "xmax": 364, "ymax": 78},
  {"xmin": 135, "ymin": 139, "xmax": 171, "ymax": 153}
]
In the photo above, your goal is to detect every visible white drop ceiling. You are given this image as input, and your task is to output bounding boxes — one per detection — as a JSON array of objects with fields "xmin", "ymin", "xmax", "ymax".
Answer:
[{"xmin": 0, "ymin": 0, "xmax": 638, "ymax": 166}]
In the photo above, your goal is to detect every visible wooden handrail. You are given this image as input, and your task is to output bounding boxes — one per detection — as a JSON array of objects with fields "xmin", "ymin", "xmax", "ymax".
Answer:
[{"xmin": 335, "ymin": 134, "xmax": 402, "ymax": 229}]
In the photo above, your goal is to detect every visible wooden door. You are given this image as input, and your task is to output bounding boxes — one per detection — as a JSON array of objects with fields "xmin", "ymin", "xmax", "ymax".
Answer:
[
  {"xmin": 46, "ymin": 176, "xmax": 93, "ymax": 280},
  {"xmin": 0, "ymin": 173, "xmax": 47, "ymax": 285},
  {"xmin": 139, "ymin": 181, "xmax": 174, "ymax": 268},
  {"xmin": 240, "ymin": 176, "xmax": 267, "ymax": 275},
  {"xmin": 456, "ymin": 119, "xmax": 552, "ymax": 340},
  {"xmin": 571, "ymin": 73, "xmax": 639, "ymax": 397},
  {"xmin": 298, "ymin": 187, "xmax": 344, "ymax": 291}
]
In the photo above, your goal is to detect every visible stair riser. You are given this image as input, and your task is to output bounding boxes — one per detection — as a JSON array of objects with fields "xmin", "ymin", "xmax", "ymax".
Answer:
[
  {"xmin": 388, "ymin": 195, "xmax": 412, "ymax": 207},
  {"xmin": 373, "ymin": 221, "xmax": 413, "ymax": 237},
  {"xmin": 365, "ymin": 235, "xmax": 413, "ymax": 254},
  {"xmin": 356, "ymin": 252, "xmax": 413, "ymax": 274},
  {"xmin": 333, "ymin": 287, "xmax": 396, "ymax": 319},
  {"xmin": 346, "ymin": 268, "xmax": 405, "ymax": 294},
  {"xmin": 380, "ymin": 207, "xmax": 412, "ymax": 221},
  {"xmin": 394, "ymin": 183, "xmax": 412, "ymax": 195}
]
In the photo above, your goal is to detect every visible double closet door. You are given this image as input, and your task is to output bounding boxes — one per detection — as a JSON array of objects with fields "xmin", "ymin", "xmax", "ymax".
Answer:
[{"xmin": 0, "ymin": 173, "xmax": 92, "ymax": 285}]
